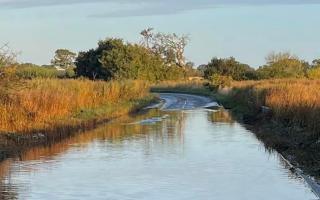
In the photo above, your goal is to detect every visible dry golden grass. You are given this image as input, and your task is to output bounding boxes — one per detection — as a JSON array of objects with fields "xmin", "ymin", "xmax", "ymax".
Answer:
[
  {"xmin": 0, "ymin": 79, "xmax": 151, "ymax": 133},
  {"xmin": 227, "ymin": 79, "xmax": 320, "ymax": 134}
]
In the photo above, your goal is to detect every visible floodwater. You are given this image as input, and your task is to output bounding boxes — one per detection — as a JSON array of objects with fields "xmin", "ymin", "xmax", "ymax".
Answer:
[{"xmin": 0, "ymin": 94, "xmax": 317, "ymax": 200}]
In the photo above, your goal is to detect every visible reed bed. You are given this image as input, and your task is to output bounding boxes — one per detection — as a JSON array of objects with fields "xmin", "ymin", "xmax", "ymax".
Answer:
[
  {"xmin": 224, "ymin": 79, "xmax": 320, "ymax": 135},
  {"xmin": 0, "ymin": 79, "xmax": 151, "ymax": 133}
]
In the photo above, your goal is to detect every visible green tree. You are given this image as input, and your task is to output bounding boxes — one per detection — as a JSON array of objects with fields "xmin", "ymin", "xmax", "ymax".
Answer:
[
  {"xmin": 311, "ymin": 59, "xmax": 320, "ymax": 68},
  {"xmin": 307, "ymin": 58, "xmax": 320, "ymax": 79},
  {"xmin": 51, "ymin": 49, "xmax": 76, "ymax": 69},
  {"xmin": 307, "ymin": 67, "xmax": 320, "ymax": 79},
  {"xmin": 203, "ymin": 57, "xmax": 256, "ymax": 81},
  {"xmin": 75, "ymin": 38, "xmax": 185, "ymax": 81},
  {"xmin": 257, "ymin": 52, "xmax": 308, "ymax": 79}
]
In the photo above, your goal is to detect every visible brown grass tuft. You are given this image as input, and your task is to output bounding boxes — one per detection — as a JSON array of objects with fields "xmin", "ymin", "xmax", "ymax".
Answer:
[{"xmin": 0, "ymin": 79, "xmax": 151, "ymax": 133}]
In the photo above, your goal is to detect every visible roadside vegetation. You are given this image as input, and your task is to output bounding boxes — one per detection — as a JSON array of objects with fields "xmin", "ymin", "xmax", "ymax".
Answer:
[
  {"xmin": 0, "ymin": 29, "xmax": 194, "ymax": 136},
  {"xmin": 1, "ymin": 29, "xmax": 320, "ymax": 177},
  {"xmin": 0, "ymin": 79, "xmax": 152, "ymax": 133},
  {"xmin": 151, "ymin": 51, "xmax": 320, "ymax": 179}
]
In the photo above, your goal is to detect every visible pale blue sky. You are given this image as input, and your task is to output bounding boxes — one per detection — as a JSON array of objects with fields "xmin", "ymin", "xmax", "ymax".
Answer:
[{"xmin": 0, "ymin": 1, "xmax": 319, "ymax": 67}]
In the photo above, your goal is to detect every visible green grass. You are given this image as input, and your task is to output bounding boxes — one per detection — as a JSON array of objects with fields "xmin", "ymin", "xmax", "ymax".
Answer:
[
  {"xmin": 151, "ymin": 84, "xmax": 214, "ymax": 98},
  {"xmin": 72, "ymin": 96, "xmax": 156, "ymax": 120}
]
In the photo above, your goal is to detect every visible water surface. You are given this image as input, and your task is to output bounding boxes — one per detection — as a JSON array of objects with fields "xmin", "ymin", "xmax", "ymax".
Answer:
[{"xmin": 0, "ymin": 94, "xmax": 317, "ymax": 200}]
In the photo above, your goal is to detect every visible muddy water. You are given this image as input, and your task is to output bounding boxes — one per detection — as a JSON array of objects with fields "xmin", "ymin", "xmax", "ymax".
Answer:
[{"xmin": 0, "ymin": 94, "xmax": 317, "ymax": 200}]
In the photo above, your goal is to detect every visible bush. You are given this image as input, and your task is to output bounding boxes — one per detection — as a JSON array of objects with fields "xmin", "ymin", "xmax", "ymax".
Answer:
[
  {"xmin": 15, "ymin": 64, "xmax": 62, "ymax": 79},
  {"xmin": 257, "ymin": 52, "xmax": 308, "ymax": 79},
  {"xmin": 307, "ymin": 67, "xmax": 320, "ymax": 79},
  {"xmin": 203, "ymin": 57, "xmax": 256, "ymax": 81},
  {"xmin": 65, "ymin": 67, "xmax": 76, "ymax": 78},
  {"xmin": 75, "ymin": 38, "xmax": 185, "ymax": 81},
  {"xmin": 208, "ymin": 74, "xmax": 232, "ymax": 90}
]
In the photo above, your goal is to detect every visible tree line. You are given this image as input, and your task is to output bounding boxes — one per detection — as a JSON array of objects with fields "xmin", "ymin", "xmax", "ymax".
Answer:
[
  {"xmin": 1, "ymin": 29, "xmax": 320, "ymax": 82},
  {"xmin": 1, "ymin": 28, "xmax": 197, "ymax": 81},
  {"xmin": 200, "ymin": 52, "xmax": 320, "ymax": 82}
]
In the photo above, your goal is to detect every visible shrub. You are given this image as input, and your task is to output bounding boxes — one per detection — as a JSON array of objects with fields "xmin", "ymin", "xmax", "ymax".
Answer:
[
  {"xmin": 209, "ymin": 74, "xmax": 232, "ymax": 89},
  {"xmin": 15, "ymin": 64, "xmax": 61, "ymax": 79},
  {"xmin": 75, "ymin": 38, "xmax": 185, "ymax": 81},
  {"xmin": 257, "ymin": 52, "xmax": 308, "ymax": 79},
  {"xmin": 203, "ymin": 57, "xmax": 256, "ymax": 81},
  {"xmin": 307, "ymin": 67, "xmax": 320, "ymax": 79}
]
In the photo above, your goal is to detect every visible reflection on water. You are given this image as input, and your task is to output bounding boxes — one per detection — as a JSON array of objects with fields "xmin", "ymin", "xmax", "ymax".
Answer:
[{"xmin": 0, "ymin": 109, "xmax": 317, "ymax": 200}]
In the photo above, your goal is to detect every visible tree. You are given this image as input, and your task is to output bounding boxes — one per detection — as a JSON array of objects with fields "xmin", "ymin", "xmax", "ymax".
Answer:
[
  {"xmin": 311, "ymin": 59, "xmax": 320, "ymax": 67},
  {"xmin": 140, "ymin": 28, "xmax": 190, "ymax": 68},
  {"xmin": 257, "ymin": 52, "xmax": 308, "ymax": 79},
  {"xmin": 203, "ymin": 57, "xmax": 256, "ymax": 81},
  {"xmin": 0, "ymin": 44, "xmax": 18, "ymax": 80},
  {"xmin": 185, "ymin": 62, "xmax": 195, "ymax": 69},
  {"xmin": 307, "ymin": 58, "xmax": 320, "ymax": 79},
  {"xmin": 0, "ymin": 43, "xmax": 17, "ymax": 67},
  {"xmin": 51, "ymin": 49, "xmax": 76, "ymax": 69},
  {"xmin": 140, "ymin": 27, "xmax": 154, "ymax": 49},
  {"xmin": 265, "ymin": 51, "xmax": 298, "ymax": 64},
  {"xmin": 75, "ymin": 38, "xmax": 185, "ymax": 81},
  {"xmin": 197, "ymin": 64, "xmax": 207, "ymax": 77}
]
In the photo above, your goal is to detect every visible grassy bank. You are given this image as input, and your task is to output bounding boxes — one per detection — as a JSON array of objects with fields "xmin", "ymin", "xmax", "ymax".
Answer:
[
  {"xmin": 214, "ymin": 79, "xmax": 320, "ymax": 178},
  {"xmin": 0, "ymin": 78, "xmax": 156, "ymax": 160},
  {"xmin": 0, "ymin": 78, "xmax": 154, "ymax": 134},
  {"xmin": 153, "ymin": 79, "xmax": 320, "ymax": 179}
]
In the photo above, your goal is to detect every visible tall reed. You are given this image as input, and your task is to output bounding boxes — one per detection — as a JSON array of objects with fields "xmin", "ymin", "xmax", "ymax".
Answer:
[
  {"xmin": 224, "ymin": 79, "xmax": 320, "ymax": 135},
  {"xmin": 0, "ymin": 79, "xmax": 151, "ymax": 133}
]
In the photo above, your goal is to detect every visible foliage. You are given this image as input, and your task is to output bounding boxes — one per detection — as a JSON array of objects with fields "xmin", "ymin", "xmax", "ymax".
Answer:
[
  {"xmin": 65, "ymin": 67, "xmax": 76, "ymax": 78},
  {"xmin": 312, "ymin": 59, "xmax": 320, "ymax": 67},
  {"xmin": 203, "ymin": 57, "xmax": 256, "ymax": 81},
  {"xmin": 140, "ymin": 28, "xmax": 189, "ymax": 67},
  {"xmin": 257, "ymin": 52, "xmax": 308, "ymax": 79},
  {"xmin": 307, "ymin": 67, "xmax": 320, "ymax": 79},
  {"xmin": 221, "ymin": 79, "xmax": 320, "ymax": 135},
  {"xmin": 0, "ymin": 44, "xmax": 17, "ymax": 68},
  {"xmin": 0, "ymin": 63, "xmax": 77, "ymax": 80},
  {"xmin": 307, "ymin": 59, "xmax": 320, "ymax": 79},
  {"xmin": 75, "ymin": 38, "xmax": 185, "ymax": 81},
  {"xmin": 51, "ymin": 49, "xmax": 76, "ymax": 69},
  {"xmin": 0, "ymin": 79, "xmax": 151, "ymax": 133},
  {"xmin": 0, "ymin": 44, "xmax": 17, "ymax": 80},
  {"xmin": 15, "ymin": 63, "xmax": 64, "ymax": 79},
  {"xmin": 208, "ymin": 74, "xmax": 233, "ymax": 89}
]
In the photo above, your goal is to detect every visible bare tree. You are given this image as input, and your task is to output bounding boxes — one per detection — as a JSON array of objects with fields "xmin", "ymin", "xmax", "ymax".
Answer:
[
  {"xmin": 140, "ymin": 27, "xmax": 154, "ymax": 49},
  {"xmin": 265, "ymin": 51, "xmax": 298, "ymax": 64},
  {"xmin": 140, "ymin": 28, "xmax": 190, "ymax": 68},
  {"xmin": 0, "ymin": 43, "xmax": 17, "ymax": 67},
  {"xmin": 152, "ymin": 32, "xmax": 189, "ymax": 68}
]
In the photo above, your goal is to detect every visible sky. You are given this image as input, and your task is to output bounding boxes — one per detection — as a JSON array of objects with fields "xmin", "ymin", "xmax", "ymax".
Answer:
[{"xmin": 0, "ymin": 0, "xmax": 320, "ymax": 67}]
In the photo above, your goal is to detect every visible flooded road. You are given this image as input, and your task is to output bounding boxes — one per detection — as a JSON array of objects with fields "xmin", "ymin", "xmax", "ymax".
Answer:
[{"xmin": 0, "ymin": 93, "xmax": 317, "ymax": 200}]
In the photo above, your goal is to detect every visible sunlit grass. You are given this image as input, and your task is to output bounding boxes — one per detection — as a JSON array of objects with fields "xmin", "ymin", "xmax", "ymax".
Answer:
[
  {"xmin": 223, "ymin": 79, "xmax": 320, "ymax": 135},
  {"xmin": 0, "ymin": 78, "xmax": 152, "ymax": 133}
]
